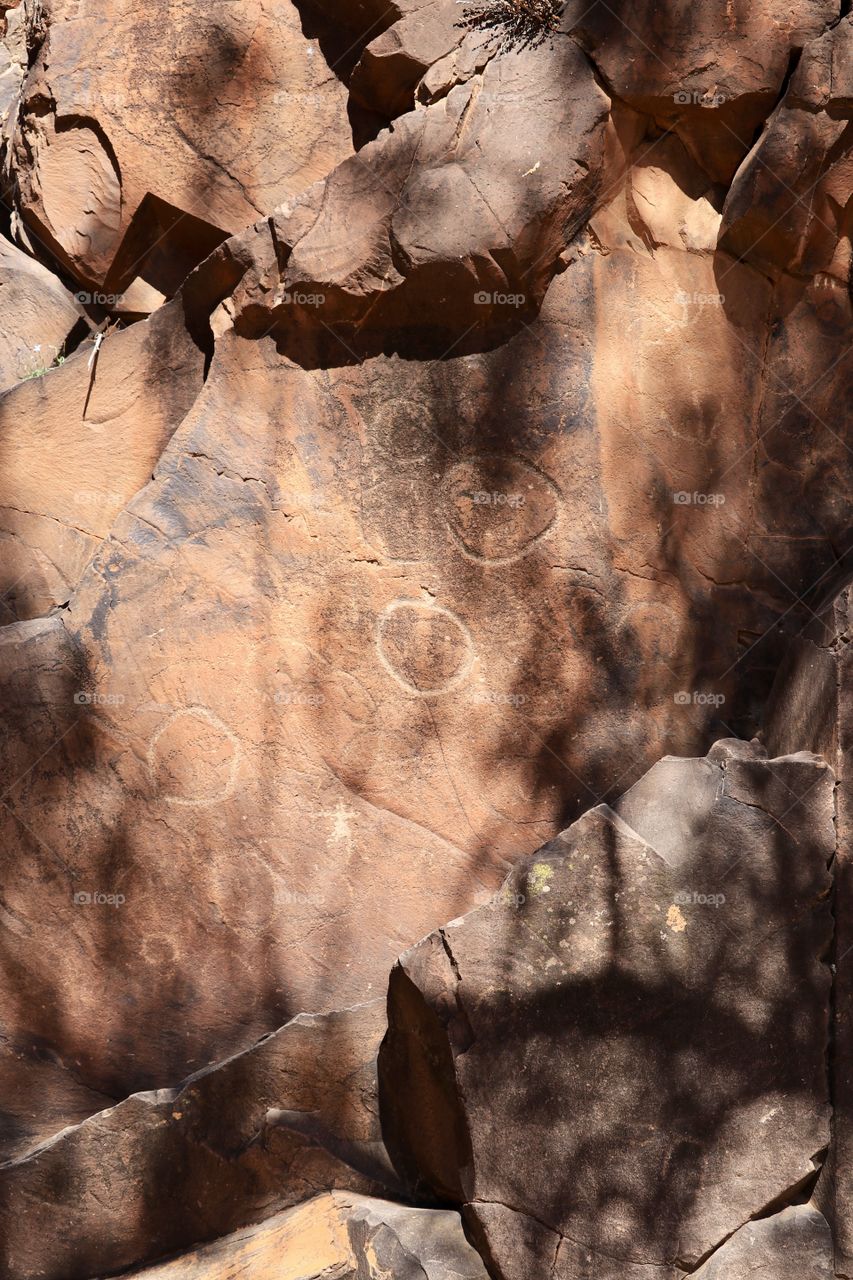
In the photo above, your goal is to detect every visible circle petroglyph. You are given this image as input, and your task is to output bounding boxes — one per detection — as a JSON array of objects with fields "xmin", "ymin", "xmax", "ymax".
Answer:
[
  {"xmin": 376, "ymin": 599, "xmax": 475, "ymax": 697},
  {"xmin": 147, "ymin": 706, "xmax": 241, "ymax": 807},
  {"xmin": 442, "ymin": 454, "xmax": 561, "ymax": 564}
]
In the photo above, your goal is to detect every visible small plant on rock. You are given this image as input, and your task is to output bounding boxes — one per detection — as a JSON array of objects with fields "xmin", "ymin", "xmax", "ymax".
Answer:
[
  {"xmin": 456, "ymin": 0, "xmax": 565, "ymax": 52},
  {"xmin": 19, "ymin": 343, "xmax": 66, "ymax": 382}
]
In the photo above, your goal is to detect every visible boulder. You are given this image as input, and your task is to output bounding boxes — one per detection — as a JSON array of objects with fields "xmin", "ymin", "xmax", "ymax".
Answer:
[
  {"xmin": 0, "ymin": 233, "xmax": 81, "ymax": 393},
  {"xmin": 7, "ymin": 0, "xmax": 354, "ymax": 291},
  {"xmin": 0, "ymin": 1002, "xmax": 398, "ymax": 1280},
  {"xmin": 720, "ymin": 17, "xmax": 853, "ymax": 280},
  {"xmin": 565, "ymin": 0, "xmax": 839, "ymax": 183},
  {"xmin": 380, "ymin": 741, "xmax": 834, "ymax": 1279},
  {"xmin": 113, "ymin": 1192, "xmax": 491, "ymax": 1280},
  {"xmin": 225, "ymin": 36, "xmax": 613, "ymax": 350}
]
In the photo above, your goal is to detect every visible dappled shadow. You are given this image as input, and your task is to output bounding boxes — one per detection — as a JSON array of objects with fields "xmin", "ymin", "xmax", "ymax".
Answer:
[{"xmin": 380, "ymin": 745, "xmax": 834, "ymax": 1274}]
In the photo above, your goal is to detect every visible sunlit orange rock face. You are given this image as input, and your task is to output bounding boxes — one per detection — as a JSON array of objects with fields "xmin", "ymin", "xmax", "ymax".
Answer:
[{"xmin": 0, "ymin": 1, "xmax": 850, "ymax": 1278}]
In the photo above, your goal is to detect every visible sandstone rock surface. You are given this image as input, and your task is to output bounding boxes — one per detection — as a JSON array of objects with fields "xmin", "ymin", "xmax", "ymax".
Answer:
[
  {"xmin": 720, "ymin": 16, "xmax": 853, "ymax": 281},
  {"xmin": 762, "ymin": 585, "xmax": 853, "ymax": 1278},
  {"xmin": 0, "ymin": 233, "xmax": 81, "ymax": 392},
  {"xmin": 7, "ymin": 0, "xmax": 354, "ymax": 291},
  {"xmin": 0, "ymin": 1002, "xmax": 397, "ymax": 1280},
  {"xmin": 0, "ymin": 298, "xmax": 204, "ymax": 622},
  {"xmin": 380, "ymin": 741, "xmax": 834, "ymax": 1279},
  {"xmin": 0, "ymin": 1, "xmax": 849, "ymax": 1277},
  {"xmin": 114, "ymin": 1192, "xmax": 491, "ymax": 1280},
  {"xmin": 692, "ymin": 1204, "xmax": 834, "ymax": 1280},
  {"xmin": 0, "ymin": 113, "xmax": 850, "ymax": 1105}
]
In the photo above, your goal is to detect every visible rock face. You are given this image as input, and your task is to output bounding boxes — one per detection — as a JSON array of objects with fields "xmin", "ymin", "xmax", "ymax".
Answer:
[
  {"xmin": 0, "ymin": 1002, "xmax": 397, "ymax": 1280},
  {"xmin": 762, "ymin": 585, "xmax": 853, "ymax": 1278},
  {"xmin": 0, "ymin": 297, "xmax": 205, "ymax": 622},
  {"xmin": 114, "ymin": 1192, "xmax": 491, "ymax": 1280},
  {"xmin": 0, "ymin": 82, "xmax": 850, "ymax": 1115},
  {"xmin": 6, "ymin": 0, "xmax": 354, "ymax": 293},
  {"xmin": 380, "ymin": 741, "xmax": 834, "ymax": 1279},
  {"xmin": 0, "ymin": 0, "xmax": 850, "ymax": 1277},
  {"xmin": 692, "ymin": 1204, "xmax": 834, "ymax": 1280},
  {"xmin": 0, "ymin": 233, "xmax": 81, "ymax": 391},
  {"xmin": 720, "ymin": 15, "xmax": 853, "ymax": 282},
  {"xmin": 567, "ymin": 0, "xmax": 839, "ymax": 184}
]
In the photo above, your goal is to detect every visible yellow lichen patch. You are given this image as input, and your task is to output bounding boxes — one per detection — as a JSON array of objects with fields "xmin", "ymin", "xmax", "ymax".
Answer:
[
  {"xmin": 527, "ymin": 862, "xmax": 554, "ymax": 896},
  {"xmin": 666, "ymin": 904, "xmax": 687, "ymax": 933}
]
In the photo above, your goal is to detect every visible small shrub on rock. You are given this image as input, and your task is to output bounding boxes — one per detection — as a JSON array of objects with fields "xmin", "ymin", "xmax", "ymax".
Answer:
[{"xmin": 456, "ymin": 0, "xmax": 564, "ymax": 52}]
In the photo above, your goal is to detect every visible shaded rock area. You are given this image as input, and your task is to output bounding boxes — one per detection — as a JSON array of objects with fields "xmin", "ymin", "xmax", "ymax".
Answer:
[
  {"xmin": 380, "ymin": 741, "xmax": 834, "ymax": 1279},
  {"xmin": 761, "ymin": 584, "xmax": 853, "ymax": 1279},
  {"xmin": 0, "ymin": 1002, "xmax": 398, "ymax": 1280},
  {"xmin": 692, "ymin": 1204, "xmax": 834, "ymax": 1280},
  {"xmin": 0, "ymin": 0, "xmax": 848, "ymax": 1276}
]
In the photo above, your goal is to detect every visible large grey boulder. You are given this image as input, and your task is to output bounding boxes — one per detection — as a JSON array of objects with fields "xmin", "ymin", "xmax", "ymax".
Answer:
[{"xmin": 380, "ymin": 740, "xmax": 834, "ymax": 1280}]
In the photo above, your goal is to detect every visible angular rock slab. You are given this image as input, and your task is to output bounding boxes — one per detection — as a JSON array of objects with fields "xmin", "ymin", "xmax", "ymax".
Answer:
[
  {"xmin": 380, "ymin": 740, "xmax": 833, "ymax": 1280},
  {"xmin": 0, "ymin": 297, "xmax": 205, "ymax": 621},
  {"xmin": 227, "ymin": 36, "xmax": 613, "ymax": 349},
  {"xmin": 564, "ymin": 0, "xmax": 838, "ymax": 183},
  {"xmin": 8, "ymin": 0, "xmax": 354, "ymax": 290},
  {"xmin": 0, "ymin": 233, "xmax": 81, "ymax": 393},
  {"xmin": 762, "ymin": 586, "xmax": 853, "ymax": 1277},
  {"xmin": 0, "ymin": 1002, "xmax": 398, "ymax": 1280},
  {"xmin": 692, "ymin": 1204, "xmax": 833, "ymax": 1280},
  {"xmin": 720, "ymin": 16, "xmax": 853, "ymax": 281},
  {"xmin": 114, "ymin": 1192, "xmax": 491, "ymax": 1280}
]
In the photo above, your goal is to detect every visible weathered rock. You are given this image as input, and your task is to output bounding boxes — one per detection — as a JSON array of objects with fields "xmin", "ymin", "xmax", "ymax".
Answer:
[
  {"xmin": 380, "ymin": 741, "xmax": 833, "ymax": 1279},
  {"xmin": 692, "ymin": 1204, "xmax": 834, "ymax": 1280},
  {"xmin": 0, "ymin": 297, "xmax": 205, "ymax": 622},
  {"xmin": 762, "ymin": 586, "xmax": 853, "ymax": 1278},
  {"xmin": 349, "ymin": 0, "xmax": 463, "ymax": 129},
  {"xmin": 226, "ymin": 37, "xmax": 613, "ymax": 350},
  {"xmin": 0, "ymin": 1, "xmax": 26, "ymax": 133},
  {"xmin": 1, "ymin": 117, "xmax": 851, "ymax": 1109},
  {"xmin": 0, "ymin": 233, "xmax": 81, "ymax": 392},
  {"xmin": 8, "ymin": 0, "xmax": 354, "ymax": 291},
  {"xmin": 720, "ymin": 16, "xmax": 853, "ymax": 280},
  {"xmin": 113, "ymin": 1192, "xmax": 491, "ymax": 1280},
  {"xmin": 566, "ymin": 0, "xmax": 839, "ymax": 183},
  {"xmin": 0, "ymin": 1002, "xmax": 397, "ymax": 1280}
]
